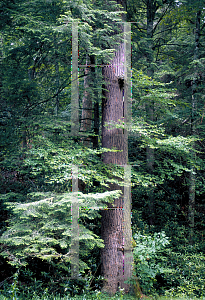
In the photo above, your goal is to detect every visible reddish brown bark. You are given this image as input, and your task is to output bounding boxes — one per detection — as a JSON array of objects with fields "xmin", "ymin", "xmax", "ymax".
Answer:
[
  {"xmin": 101, "ymin": 62, "xmax": 127, "ymax": 295},
  {"xmin": 101, "ymin": 11, "xmax": 133, "ymax": 294}
]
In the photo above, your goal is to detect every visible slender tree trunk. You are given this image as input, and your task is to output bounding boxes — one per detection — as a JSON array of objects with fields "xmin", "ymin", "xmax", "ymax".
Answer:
[
  {"xmin": 146, "ymin": 0, "xmax": 156, "ymax": 226},
  {"xmin": 101, "ymin": 0, "xmax": 133, "ymax": 295},
  {"xmin": 79, "ymin": 56, "xmax": 92, "ymax": 193},
  {"xmin": 54, "ymin": 33, "xmax": 59, "ymax": 116},
  {"xmin": 22, "ymin": 57, "xmax": 36, "ymax": 151},
  {"xmin": 91, "ymin": 55, "xmax": 100, "ymax": 150},
  {"xmin": 79, "ymin": 55, "xmax": 100, "ymax": 192},
  {"xmin": 80, "ymin": 55, "xmax": 92, "ymax": 146},
  {"xmin": 55, "ymin": 59, "xmax": 59, "ymax": 116},
  {"xmin": 80, "ymin": 55, "xmax": 99, "ymax": 149},
  {"xmin": 188, "ymin": 10, "xmax": 201, "ymax": 244}
]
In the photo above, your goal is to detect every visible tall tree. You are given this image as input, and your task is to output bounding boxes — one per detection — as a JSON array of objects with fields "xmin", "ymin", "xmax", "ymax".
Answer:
[
  {"xmin": 101, "ymin": 0, "xmax": 133, "ymax": 295},
  {"xmin": 188, "ymin": 8, "xmax": 201, "ymax": 244},
  {"xmin": 146, "ymin": 0, "xmax": 156, "ymax": 226}
]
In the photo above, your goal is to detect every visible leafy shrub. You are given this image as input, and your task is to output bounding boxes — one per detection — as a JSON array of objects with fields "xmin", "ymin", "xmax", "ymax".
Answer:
[
  {"xmin": 132, "ymin": 231, "xmax": 170, "ymax": 294},
  {"xmin": 161, "ymin": 249, "xmax": 205, "ymax": 298}
]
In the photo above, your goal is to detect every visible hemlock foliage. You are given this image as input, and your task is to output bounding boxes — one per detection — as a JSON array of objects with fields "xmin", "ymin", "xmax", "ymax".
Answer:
[{"xmin": 1, "ymin": 0, "xmax": 205, "ymax": 298}]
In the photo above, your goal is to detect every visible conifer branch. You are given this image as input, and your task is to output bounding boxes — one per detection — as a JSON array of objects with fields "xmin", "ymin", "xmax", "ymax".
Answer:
[{"xmin": 23, "ymin": 73, "xmax": 88, "ymax": 115}]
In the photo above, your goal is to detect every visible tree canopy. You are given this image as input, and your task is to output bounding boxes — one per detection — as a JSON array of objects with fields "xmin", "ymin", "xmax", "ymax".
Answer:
[{"xmin": 1, "ymin": 0, "xmax": 205, "ymax": 298}]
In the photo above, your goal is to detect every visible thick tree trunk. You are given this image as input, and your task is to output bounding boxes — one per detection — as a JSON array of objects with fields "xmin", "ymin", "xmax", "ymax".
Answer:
[
  {"xmin": 101, "ymin": 60, "xmax": 128, "ymax": 294},
  {"xmin": 188, "ymin": 10, "xmax": 201, "ymax": 244},
  {"xmin": 101, "ymin": 1, "xmax": 133, "ymax": 294}
]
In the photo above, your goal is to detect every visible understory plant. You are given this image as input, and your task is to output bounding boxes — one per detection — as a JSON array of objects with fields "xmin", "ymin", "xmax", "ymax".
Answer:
[
  {"xmin": 0, "ymin": 190, "xmax": 121, "ymax": 272},
  {"xmin": 162, "ymin": 249, "xmax": 205, "ymax": 298},
  {"xmin": 132, "ymin": 230, "xmax": 205, "ymax": 298},
  {"xmin": 132, "ymin": 231, "xmax": 170, "ymax": 294}
]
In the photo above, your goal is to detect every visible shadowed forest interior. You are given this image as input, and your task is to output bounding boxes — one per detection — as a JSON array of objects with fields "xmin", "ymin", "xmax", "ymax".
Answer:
[{"xmin": 1, "ymin": 0, "xmax": 205, "ymax": 299}]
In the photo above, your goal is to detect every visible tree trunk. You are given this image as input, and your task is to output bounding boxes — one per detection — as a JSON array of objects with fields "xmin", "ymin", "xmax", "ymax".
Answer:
[
  {"xmin": 91, "ymin": 55, "xmax": 100, "ymax": 150},
  {"xmin": 101, "ymin": 1, "xmax": 133, "ymax": 294},
  {"xmin": 188, "ymin": 9, "xmax": 201, "ymax": 244},
  {"xmin": 146, "ymin": 0, "xmax": 156, "ymax": 226},
  {"xmin": 101, "ymin": 51, "xmax": 127, "ymax": 295},
  {"xmin": 80, "ymin": 55, "xmax": 92, "ymax": 146},
  {"xmin": 54, "ymin": 33, "xmax": 59, "ymax": 116},
  {"xmin": 80, "ymin": 55, "xmax": 99, "ymax": 148}
]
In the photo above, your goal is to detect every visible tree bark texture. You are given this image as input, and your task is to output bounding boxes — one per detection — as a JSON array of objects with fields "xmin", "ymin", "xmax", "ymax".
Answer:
[
  {"xmin": 101, "ymin": 2, "xmax": 133, "ymax": 294},
  {"xmin": 101, "ymin": 47, "xmax": 128, "ymax": 295}
]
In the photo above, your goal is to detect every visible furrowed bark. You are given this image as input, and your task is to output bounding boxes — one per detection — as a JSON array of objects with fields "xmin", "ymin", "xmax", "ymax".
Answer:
[{"xmin": 101, "ymin": 0, "xmax": 133, "ymax": 295}]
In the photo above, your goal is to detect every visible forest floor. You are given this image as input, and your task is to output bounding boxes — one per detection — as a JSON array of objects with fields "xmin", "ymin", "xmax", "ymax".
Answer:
[{"xmin": 1, "ymin": 294, "xmax": 205, "ymax": 300}]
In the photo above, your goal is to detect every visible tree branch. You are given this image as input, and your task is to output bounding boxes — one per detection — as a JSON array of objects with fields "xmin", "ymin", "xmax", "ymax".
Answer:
[
  {"xmin": 153, "ymin": 4, "xmax": 173, "ymax": 34},
  {"xmin": 153, "ymin": 24, "xmax": 178, "ymax": 37},
  {"xmin": 23, "ymin": 73, "xmax": 88, "ymax": 115}
]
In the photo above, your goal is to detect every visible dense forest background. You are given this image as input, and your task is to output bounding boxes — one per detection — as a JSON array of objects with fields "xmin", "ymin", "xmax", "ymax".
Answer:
[{"xmin": 1, "ymin": 0, "xmax": 205, "ymax": 299}]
